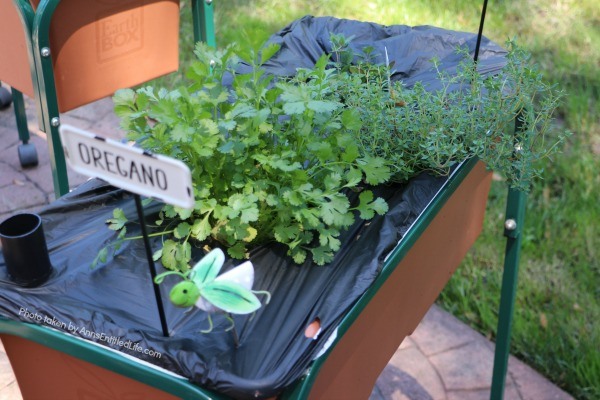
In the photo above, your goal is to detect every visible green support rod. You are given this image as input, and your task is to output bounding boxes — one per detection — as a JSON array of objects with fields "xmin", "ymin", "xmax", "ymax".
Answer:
[
  {"xmin": 11, "ymin": 0, "xmax": 41, "ymax": 126},
  {"xmin": 191, "ymin": 0, "xmax": 216, "ymax": 47},
  {"xmin": 30, "ymin": 0, "xmax": 70, "ymax": 197},
  {"xmin": 490, "ymin": 186, "xmax": 527, "ymax": 399},
  {"xmin": 11, "ymin": 89, "xmax": 30, "ymax": 144}
]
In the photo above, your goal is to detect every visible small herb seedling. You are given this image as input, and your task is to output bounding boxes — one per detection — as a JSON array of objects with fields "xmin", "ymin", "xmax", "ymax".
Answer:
[{"xmin": 155, "ymin": 248, "xmax": 270, "ymax": 339}]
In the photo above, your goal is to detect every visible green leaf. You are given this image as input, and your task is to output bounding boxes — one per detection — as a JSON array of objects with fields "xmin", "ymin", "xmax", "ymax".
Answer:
[
  {"xmin": 113, "ymin": 88, "xmax": 136, "ymax": 106},
  {"xmin": 274, "ymin": 224, "xmax": 300, "ymax": 243},
  {"xmin": 171, "ymin": 124, "xmax": 193, "ymax": 142},
  {"xmin": 320, "ymin": 194, "xmax": 349, "ymax": 225},
  {"xmin": 308, "ymin": 142, "xmax": 334, "ymax": 161},
  {"xmin": 357, "ymin": 191, "xmax": 375, "ymax": 219},
  {"xmin": 319, "ymin": 228, "xmax": 342, "ymax": 251},
  {"xmin": 298, "ymin": 208, "xmax": 321, "ymax": 229},
  {"xmin": 240, "ymin": 207, "xmax": 259, "ymax": 224},
  {"xmin": 341, "ymin": 108, "xmax": 362, "ymax": 132},
  {"xmin": 324, "ymin": 173, "xmax": 342, "ymax": 191},
  {"xmin": 311, "ymin": 246, "xmax": 334, "ymax": 266},
  {"xmin": 356, "ymin": 190, "xmax": 389, "ymax": 220},
  {"xmin": 228, "ymin": 104, "xmax": 257, "ymax": 119},
  {"xmin": 202, "ymin": 281, "xmax": 261, "ymax": 314},
  {"xmin": 357, "ymin": 156, "xmax": 391, "ymax": 185},
  {"xmin": 345, "ymin": 166, "xmax": 363, "ymax": 187},
  {"xmin": 199, "ymin": 119, "xmax": 220, "ymax": 136},
  {"xmin": 291, "ymin": 248, "xmax": 307, "ymax": 264},
  {"xmin": 175, "ymin": 206, "xmax": 194, "ymax": 220},
  {"xmin": 227, "ymin": 242, "xmax": 247, "ymax": 260},
  {"xmin": 92, "ymin": 247, "xmax": 109, "ymax": 269},
  {"xmin": 339, "ymin": 135, "xmax": 360, "ymax": 163},
  {"xmin": 107, "ymin": 208, "xmax": 127, "ymax": 231},
  {"xmin": 371, "ymin": 197, "xmax": 389, "ymax": 216},
  {"xmin": 307, "ymin": 100, "xmax": 341, "ymax": 113},
  {"xmin": 283, "ymin": 189, "xmax": 304, "ymax": 206},
  {"xmin": 283, "ymin": 101, "xmax": 306, "ymax": 115},
  {"xmin": 259, "ymin": 43, "xmax": 281, "ymax": 64},
  {"xmin": 174, "ymin": 222, "xmax": 191, "ymax": 239},
  {"xmin": 191, "ymin": 216, "xmax": 211, "ymax": 241},
  {"xmin": 161, "ymin": 240, "xmax": 191, "ymax": 271}
]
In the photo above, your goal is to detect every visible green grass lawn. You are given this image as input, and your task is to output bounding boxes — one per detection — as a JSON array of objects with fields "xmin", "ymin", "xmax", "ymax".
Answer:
[{"xmin": 164, "ymin": 1, "xmax": 599, "ymax": 398}]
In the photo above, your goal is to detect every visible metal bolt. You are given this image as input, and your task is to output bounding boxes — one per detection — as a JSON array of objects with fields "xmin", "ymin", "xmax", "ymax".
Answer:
[
  {"xmin": 41, "ymin": 47, "xmax": 51, "ymax": 57},
  {"xmin": 504, "ymin": 218, "xmax": 517, "ymax": 231},
  {"xmin": 50, "ymin": 117, "xmax": 60, "ymax": 127}
]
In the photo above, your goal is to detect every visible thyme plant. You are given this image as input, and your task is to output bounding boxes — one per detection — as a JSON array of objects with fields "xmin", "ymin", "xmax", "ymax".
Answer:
[{"xmin": 329, "ymin": 35, "xmax": 569, "ymax": 191}]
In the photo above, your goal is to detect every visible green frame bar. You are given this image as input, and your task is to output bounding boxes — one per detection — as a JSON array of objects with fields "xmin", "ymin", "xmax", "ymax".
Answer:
[
  {"xmin": 31, "ymin": 0, "xmax": 70, "ymax": 196},
  {"xmin": 11, "ymin": 0, "xmax": 70, "ymax": 197},
  {"xmin": 191, "ymin": 0, "xmax": 216, "ymax": 47},
  {"xmin": 490, "ymin": 187, "xmax": 527, "ymax": 399},
  {"xmin": 11, "ymin": 89, "xmax": 30, "ymax": 144}
]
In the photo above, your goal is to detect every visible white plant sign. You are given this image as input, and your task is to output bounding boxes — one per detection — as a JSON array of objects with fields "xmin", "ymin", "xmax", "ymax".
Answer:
[{"xmin": 59, "ymin": 125, "xmax": 194, "ymax": 208}]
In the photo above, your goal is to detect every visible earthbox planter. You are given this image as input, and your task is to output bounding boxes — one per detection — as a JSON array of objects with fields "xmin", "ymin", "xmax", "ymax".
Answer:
[
  {"xmin": 0, "ymin": 0, "xmax": 180, "ymax": 112},
  {"xmin": 0, "ymin": 158, "xmax": 492, "ymax": 399}
]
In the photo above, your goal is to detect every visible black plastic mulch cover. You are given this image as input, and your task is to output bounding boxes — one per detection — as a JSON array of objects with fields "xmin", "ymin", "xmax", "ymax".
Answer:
[
  {"xmin": 234, "ymin": 15, "xmax": 508, "ymax": 89},
  {"xmin": 0, "ymin": 175, "xmax": 445, "ymax": 398},
  {"xmin": 0, "ymin": 16, "xmax": 506, "ymax": 399}
]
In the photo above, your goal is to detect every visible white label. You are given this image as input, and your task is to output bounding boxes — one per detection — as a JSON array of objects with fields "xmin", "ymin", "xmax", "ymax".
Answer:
[{"xmin": 59, "ymin": 125, "xmax": 194, "ymax": 209}]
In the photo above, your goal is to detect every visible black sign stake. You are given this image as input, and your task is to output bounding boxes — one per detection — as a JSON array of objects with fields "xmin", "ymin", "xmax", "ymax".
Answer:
[{"xmin": 134, "ymin": 194, "xmax": 169, "ymax": 337}]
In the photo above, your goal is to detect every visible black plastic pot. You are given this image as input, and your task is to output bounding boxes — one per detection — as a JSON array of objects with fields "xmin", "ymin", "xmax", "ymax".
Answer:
[{"xmin": 0, "ymin": 213, "xmax": 53, "ymax": 287}]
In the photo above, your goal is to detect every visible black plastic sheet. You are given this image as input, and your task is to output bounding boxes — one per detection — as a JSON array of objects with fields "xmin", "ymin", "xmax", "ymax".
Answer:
[
  {"xmin": 0, "ymin": 174, "xmax": 445, "ymax": 398},
  {"xmin": 234, "ymin": 15, "xmax": 507, "ymax": 90},
  {"xmin": 0, "ymin": 16, "xmax": 506, "ymax": 399}
]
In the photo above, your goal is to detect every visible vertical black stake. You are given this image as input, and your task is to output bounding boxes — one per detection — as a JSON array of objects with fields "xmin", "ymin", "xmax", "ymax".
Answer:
[
  {"xmin": 134, "ymin": 194, "xmax": 169, "ymax": 337},
  {"xmin": 473, "ymin": 0, "xmax": 489, "ymax": 64}
]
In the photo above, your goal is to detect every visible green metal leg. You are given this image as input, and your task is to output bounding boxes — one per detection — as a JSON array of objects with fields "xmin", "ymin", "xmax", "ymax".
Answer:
[
  {"xmin": 11, "ymin": 89, "xmax": 30, "ymax": 144},
  {"xmin": 191, "ymin": 0, "xmax": 216, "ymax": 46},
  {"xmin": 490, "ymin": 108, "xmax": 529, "ymax": 400},
  {"xmin": 30, "ymin": 0, "xmax": 69, "ymax": 196}
]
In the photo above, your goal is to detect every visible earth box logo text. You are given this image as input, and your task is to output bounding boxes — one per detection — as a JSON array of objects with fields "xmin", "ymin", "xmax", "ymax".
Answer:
[{"xmin": 96, "ymin": 4, "xmax": 143, "ymax": 62}]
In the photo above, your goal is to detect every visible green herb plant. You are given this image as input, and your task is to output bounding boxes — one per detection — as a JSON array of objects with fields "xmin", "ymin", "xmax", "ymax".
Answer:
[
  {"xmin": 329, "ymin": 34, "xmax": 569, "ymax": 191},
  {"xmin": 110, "ymin": 43, "xmax": 390, "ymax": 271}
]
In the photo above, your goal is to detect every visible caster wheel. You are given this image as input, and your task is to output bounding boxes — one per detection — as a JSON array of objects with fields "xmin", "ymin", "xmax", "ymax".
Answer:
[
  {"xmin": 0, "ymin": 87, "xmax": 12, "ymax": 109},
  {"xmin": 18, "ymin": 143, "xmax": 38, "ymax": 168}
]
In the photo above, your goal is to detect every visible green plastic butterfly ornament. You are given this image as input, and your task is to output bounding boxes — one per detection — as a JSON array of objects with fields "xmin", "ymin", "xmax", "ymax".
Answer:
[{"xmin": 154, "ymin": 248, "xmax": 270, "ymax": 333}]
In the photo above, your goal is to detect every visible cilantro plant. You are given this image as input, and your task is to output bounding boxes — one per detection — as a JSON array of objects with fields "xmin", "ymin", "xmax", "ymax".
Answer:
[
  {"xmin": 329, "ymin": 35, "xmax": 569, "ymax": 192},
  {"xmin": 111, "ymin": 43, "xmax": 389, "ymax": 270}
]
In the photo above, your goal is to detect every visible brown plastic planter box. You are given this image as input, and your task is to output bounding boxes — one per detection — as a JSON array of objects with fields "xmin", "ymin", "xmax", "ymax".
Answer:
[
  {"xmin": 0, "ymin": 0, "xmax": 179, "ymax": 112},
  {"xmin": 0, "ymin": 160, "xmax": 492, "ymax": 399},
  {"xmin": 0, "ymin": 0, "xmax": 34, "ymax": 96}
]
